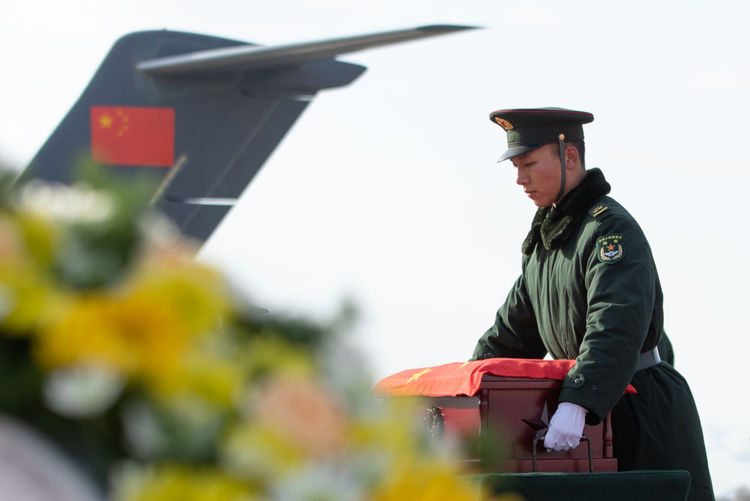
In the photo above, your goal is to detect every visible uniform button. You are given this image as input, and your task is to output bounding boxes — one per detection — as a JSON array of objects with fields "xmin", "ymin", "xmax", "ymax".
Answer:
[{"xmin": 574, "ymin": 377, "xmax": 582, "ymax": 384}]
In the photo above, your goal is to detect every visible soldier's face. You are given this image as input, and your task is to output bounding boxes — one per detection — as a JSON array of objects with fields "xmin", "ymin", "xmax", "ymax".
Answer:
[{"xmin": 512, "ymin": 144, "xmax": 561, "ymax": 208}]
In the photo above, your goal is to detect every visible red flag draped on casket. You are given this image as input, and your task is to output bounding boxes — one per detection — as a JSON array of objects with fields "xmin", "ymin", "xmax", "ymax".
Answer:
[{"xmin": 374, "ymin": 358, "xmax": 637, "ymax": 397}]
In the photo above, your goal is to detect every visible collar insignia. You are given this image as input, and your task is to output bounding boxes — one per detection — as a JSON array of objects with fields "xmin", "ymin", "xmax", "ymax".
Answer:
[{"xmin": 522, "ymin": 169, "xmax": 612, "ymax": 255}]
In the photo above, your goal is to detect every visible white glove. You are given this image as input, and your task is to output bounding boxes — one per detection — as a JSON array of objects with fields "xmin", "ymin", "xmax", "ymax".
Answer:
[{"xmin": 543, "ymin": 402, "xmax": 587, "ymax": 451}]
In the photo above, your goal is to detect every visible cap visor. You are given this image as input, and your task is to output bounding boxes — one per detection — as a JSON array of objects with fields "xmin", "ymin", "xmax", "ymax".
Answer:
[{"xmin": 497, "ymin": 145, "xmax": 540, "ymax": 162}]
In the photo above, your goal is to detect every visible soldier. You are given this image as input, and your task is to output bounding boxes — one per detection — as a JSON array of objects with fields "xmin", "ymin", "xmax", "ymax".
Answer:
[{"xmin": 472, "ymin": 108, "xmax": 713, "ymax": 501}]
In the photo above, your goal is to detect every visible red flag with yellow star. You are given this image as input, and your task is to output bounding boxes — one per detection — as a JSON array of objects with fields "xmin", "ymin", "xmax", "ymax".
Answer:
[
  {"xmin": 374, "ymin": 358, "xmax": 637, "ymax": 397},
  {"xmin": 90, "ymin": 106, "xmax": 175, "ymax": 167}
]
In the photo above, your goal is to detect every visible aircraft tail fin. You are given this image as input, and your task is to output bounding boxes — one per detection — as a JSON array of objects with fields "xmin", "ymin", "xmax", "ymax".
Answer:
[{"xmin": 19, "ymin": 25, "xmax": 477, "ymax": 243}]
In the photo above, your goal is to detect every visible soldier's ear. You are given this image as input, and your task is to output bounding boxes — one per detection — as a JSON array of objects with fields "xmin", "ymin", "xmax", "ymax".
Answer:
[{"xmin": 565, "ymin": 145, "xmax": 579, "ymax": 169}]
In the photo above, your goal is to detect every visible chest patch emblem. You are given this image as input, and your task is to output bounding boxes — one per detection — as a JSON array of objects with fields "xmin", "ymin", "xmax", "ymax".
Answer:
[{"xmin": 596, "ymin": 234, "xmax": 624, "ymax": 263}]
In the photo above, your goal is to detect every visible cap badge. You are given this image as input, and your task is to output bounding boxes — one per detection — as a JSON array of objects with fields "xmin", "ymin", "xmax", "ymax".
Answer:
[
  {"xmin": 494, "ymin": 117, "xmax": 514, "ymax": 130},
  {"xmin": 596, "ymin": 234, "xmax": 624, "ymax": 264}
]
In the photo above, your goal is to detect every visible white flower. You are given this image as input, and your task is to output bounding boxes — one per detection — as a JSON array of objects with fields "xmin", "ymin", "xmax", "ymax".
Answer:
[
  {"xmin": 120, "ymin": 401, "xmax": 166, "ymax": 459},
  {"xmin": 18, "ymin": 181, "xmax": 114, "ymax": 224},
  {"xmin": 270, "ymin": 462, "xmax": 366, "ymax": 501},
  {"xmin": 42, "ymin": 365, "xmax": 124, "ymax": 418}
]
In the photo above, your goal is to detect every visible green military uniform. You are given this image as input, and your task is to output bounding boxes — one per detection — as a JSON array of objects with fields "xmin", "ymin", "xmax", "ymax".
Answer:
[{"xmin": 473, "ymin": 108, "xmax": 713, "ymax": 501}]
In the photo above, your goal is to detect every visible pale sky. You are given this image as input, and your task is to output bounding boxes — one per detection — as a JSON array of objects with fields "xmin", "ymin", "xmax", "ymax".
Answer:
[{"xmin": 2, "ymin": 0, "xmax": 749, "ymax": 496}]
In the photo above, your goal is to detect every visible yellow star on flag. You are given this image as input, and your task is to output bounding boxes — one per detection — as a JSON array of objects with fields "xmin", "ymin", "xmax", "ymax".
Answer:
[
  {"xmin": 98, "ymin": 114, "xmax": 113, "ymax": 129},
  {"xmin": 407, "ymin": 367, "xmax": 432, "ymax": 383}
]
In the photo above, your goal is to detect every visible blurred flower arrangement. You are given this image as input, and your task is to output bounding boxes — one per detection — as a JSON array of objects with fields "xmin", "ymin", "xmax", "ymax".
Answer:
[{"xmin": 0, "ymin": 165, "xmax": 510, "ymax": 501}]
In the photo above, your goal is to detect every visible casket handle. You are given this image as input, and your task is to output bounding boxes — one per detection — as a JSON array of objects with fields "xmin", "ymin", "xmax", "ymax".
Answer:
[
  {"xmin": 424, "ymin": 406, "xmax": 444, "ymax": 438},
  {"xmin": 532, "ymin": 434, "xmax": 593, "ymax": 473}
]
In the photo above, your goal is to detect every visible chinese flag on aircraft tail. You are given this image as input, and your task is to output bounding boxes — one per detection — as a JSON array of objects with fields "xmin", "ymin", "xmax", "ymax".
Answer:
[{"xmin": 90, "ymin": 106, "xmax": 174, "ymax": 167}]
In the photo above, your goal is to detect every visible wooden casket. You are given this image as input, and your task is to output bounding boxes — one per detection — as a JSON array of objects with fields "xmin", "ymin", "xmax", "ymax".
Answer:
[{"xmin": 375, "ymin": 359, "xmax": 630, "ymax": 474}]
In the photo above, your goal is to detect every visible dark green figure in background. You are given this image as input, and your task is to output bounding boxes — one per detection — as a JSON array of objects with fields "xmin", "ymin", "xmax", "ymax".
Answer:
[{"xmin": 472, "ymin": 108, "xmax": 713, "ymax": 501}]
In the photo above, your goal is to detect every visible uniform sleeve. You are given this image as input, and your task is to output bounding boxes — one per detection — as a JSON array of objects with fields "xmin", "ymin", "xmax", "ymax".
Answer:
[
  {"xmin": 471, "ymin": 273, "xmax": 548, "ymax": 360},
  {"xmin": 558, "ymin": 217, "xmax": 656, "ymax": 424}
]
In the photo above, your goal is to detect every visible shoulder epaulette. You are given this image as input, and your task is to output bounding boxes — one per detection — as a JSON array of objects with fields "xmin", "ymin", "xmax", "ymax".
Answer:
[{"xmin": 590, "ymin": 204, "xmax": 610, "ymax": 219}]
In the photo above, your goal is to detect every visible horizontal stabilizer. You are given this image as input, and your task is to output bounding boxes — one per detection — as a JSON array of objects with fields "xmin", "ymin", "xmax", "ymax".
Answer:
[{"xmin": 137, "ymin": 24, "xmax": 478, "ymax": 76}]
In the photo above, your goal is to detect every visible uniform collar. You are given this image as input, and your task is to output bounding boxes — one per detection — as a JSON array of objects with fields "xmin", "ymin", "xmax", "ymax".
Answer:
[{"xmin": 521, "ymin": 168, "xmax": 611, "ymax": 255}]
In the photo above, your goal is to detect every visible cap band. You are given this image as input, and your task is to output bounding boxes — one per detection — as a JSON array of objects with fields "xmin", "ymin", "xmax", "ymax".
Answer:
[{"xmin": 506, "ymin": 124, "xmax": 584, "ymax": 148}]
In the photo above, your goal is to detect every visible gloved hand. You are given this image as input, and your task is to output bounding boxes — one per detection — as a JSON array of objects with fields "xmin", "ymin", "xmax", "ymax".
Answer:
[{"xmin": 543, "ymin": 402, "xmax": 587, "ymax": 451}]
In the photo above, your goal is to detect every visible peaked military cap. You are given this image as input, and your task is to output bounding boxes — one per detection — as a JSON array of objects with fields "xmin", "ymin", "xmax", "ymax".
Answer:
[{"xmin": 489, "ymin": 107, "xmax": 594, "ymax": 161}]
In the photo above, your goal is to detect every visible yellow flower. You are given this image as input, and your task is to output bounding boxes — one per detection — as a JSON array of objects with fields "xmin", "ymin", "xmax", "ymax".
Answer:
[
  {"xmin": 0, "ymin": 262, "xmax": 57, "ymax": 333},
  {"xmin": 13, "ymin": 210, "xmax": 59, "ymax": 268},
  {"xmin": 239, "ymin": 336, "xmax": 315, "ymax": 382},
  {"xmin": 181, "ymin": 349, "xmax": 245, "ymax": 408},
  {"xmin": 113, "ymin": 464, "xmax": 257, "ymax": 501},
  {"xmin": 0, "ymin": 213, "xmax": 60, "ymax": 333},
  {"xmin": 371, "ymin": 461, "xmax": 482, "ymax": 501},
  {"xmin": 127, "ymin": 249, "xmax": 229, "ymax": 336},
  {"xmin": 35, "ymin": 290, "xmax": 192, "ymax": 395},
  {"xmin": 222, "ymin": 420, "xmax": 307, "ymax": 479},
  {"xmin": 34, "ymin": 250, "xmax": 233, "ymax": 398}
]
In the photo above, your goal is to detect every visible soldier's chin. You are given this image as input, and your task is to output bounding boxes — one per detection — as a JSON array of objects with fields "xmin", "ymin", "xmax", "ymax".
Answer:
[{"xmin": 530, "ymin": 196, "xmax": 552, "ymax": 208}]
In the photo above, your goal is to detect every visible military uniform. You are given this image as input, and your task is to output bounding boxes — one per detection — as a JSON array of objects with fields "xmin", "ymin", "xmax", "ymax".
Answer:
[{"xmin": 472, "ymin": 108, "xmax": 713, "ymax": 501}]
